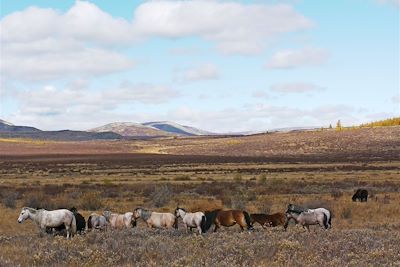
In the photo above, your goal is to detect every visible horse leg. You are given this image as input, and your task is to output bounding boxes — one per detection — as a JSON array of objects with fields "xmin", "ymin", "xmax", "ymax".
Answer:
[
  {"xmin": 65, "ymin": 223, "xmax": 71, "ymax": 239},
  {"xmin": 284, "ymin": 217, "xmax": 291, "ymax": 231},
  {"xmin": 197, "ymin": 225, "xmax": 202, "ymax": 235},
  {"xmin": 39, "ymin": 226, "xmax": 46, "ymax": 237},
  {"xmin": 213, "ymin": 223, "xmax": 220, "ymax": 232}
]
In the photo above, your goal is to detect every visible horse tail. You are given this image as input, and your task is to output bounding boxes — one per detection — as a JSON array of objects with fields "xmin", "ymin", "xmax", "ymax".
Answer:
[
  {"xmin": 87, "ymin": 215, "xmax": 93, "ymax": 229},
  {"xmin": 71, "ymin": 215, "xmax": 77, "ymax": 236},
  {"xmin": 328, "ymin": 212, "xmax": 332, "ymax": 229},
  {"xmin": 203, "ymin": 210, "xmax": 219, "ymax": 232},
  {"xmin": 200, "ymin": 215, "xmax": 207, "ymax": 233},
  {"xmin": 323, "ymin": 213, "xmax": 328, "ymax": 229},
  {"xmin": 174, "ymin": 216, "xmax": 178, "ymax": 229},
  {"xmin": 243, "ymin": 211, "xmax": 254, "ymax": 230}
]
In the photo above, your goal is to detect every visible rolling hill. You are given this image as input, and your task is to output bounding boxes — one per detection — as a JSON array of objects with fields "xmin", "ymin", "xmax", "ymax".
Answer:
[
  {"xmin": 0, "ymin": 120, "xmax": 122, "ymax": 141},
  {"xmin": 89, "ymin": 122, "xmax": 172, "ymax": 137},
  {"xmin": 142, "ymin": 121, "xmax": 215, "ymax": 136},
  {"xmin": 90, "ymin": 121, "xmax": 216, "ymax": 137}
]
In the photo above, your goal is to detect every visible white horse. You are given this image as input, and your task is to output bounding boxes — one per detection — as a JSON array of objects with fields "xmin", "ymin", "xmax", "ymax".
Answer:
[
  {"xmin": 17, "ymin": 207, "xmax": 76, "ymax": 239},
  {"xmin": 175, "ymin": 207, "xmax": 206, "ymax": 234},
  {"xmin": 103, "ymin": 211, "xmax": 136, "ymax": 229},
  {"xmin": 286, "ymin": 209, "xmax": 328, "ymax": 232},
  {"xmin": 133, "ymin": 208, "xmax": 177, "ymax": 229},
  {"xmin": 287, "ymin": 204, "xmax": 332, "ymax": 229},
  {"xmin": 87, "ymin": 213, "xmax": 108, "ymax": 231}
]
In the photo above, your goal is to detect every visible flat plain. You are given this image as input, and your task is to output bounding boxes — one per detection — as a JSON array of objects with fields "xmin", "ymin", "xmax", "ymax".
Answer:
[{"xmin": 0, "ymin": 127, "xmax": 399, "ymax": 266}]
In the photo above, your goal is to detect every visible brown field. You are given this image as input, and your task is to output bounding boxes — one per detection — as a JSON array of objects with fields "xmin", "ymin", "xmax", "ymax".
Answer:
[{"xmin": 0, "ymin": 127, "xmax": 399, "ymax": 266}]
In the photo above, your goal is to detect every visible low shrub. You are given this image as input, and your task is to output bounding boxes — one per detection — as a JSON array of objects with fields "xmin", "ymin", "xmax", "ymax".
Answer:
[
  {"xmin": 340, "ymin": 207, "xmax": 352, "ymax": 219},
  {"xmin": 2, "ymin": 192, "xmax": 18, "ymax": 208},
  {"xmin": 79, "ymin": 192, "xmax": 103, "ymax": 210},
  {"xmin": 150, "ymin": 185, "xmax": 172, "ymax": 208}
]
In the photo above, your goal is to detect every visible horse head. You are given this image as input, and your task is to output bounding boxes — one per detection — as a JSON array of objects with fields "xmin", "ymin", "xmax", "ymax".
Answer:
[
  {"xmin": 103, "ymin": 211, "xmax": 112, "ymax": 221},
  {"xmin": 175, "ymin": 207, "xmax": 186, "ymax": 218},
  {"xmin": 133, "ymin": 208, "xmax": 142, "ymax": 219},
  {"xmin": 70, "ymin": 207, "xmax": 78, "ymax": 214},
  {"xmin": 18, "ymin": 207, "xmax": 31, "ymax": 223}
]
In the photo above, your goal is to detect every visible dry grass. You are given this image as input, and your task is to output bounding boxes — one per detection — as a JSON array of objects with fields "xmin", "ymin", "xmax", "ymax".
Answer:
[
  {"xmin": 0, "ymin": 226, "xmax": 399, "ymax": 266},
  {"xmin": 0, "ymin": 128, "xmax": 399, "ymax": 266}
]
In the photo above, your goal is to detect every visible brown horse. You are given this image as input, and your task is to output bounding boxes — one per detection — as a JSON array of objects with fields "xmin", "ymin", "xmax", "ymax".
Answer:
[
  {"xmin": 203, "ymin": 209, "xmax": 253, "ymax": 232},
  {"xmin": 250, "ymin": 212, "xmax": 287, "ymax": 230}
]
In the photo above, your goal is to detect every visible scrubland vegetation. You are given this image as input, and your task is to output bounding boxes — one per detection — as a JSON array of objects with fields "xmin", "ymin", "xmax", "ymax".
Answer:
[{"xmin": 0, "ymin": 126, "xmax": 399, "ymax": 266}]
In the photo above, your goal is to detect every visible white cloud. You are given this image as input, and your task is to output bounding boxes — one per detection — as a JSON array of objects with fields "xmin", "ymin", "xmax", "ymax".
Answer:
[
  {"xmin": 164, "ymin": 104, "xmax": 365, "ymax": 132},
  {"xmin": 270, "ymin": 82, "xmax": 323, "ymax": 93},
  {"xmin": 1, "ymin": 1, "xmax": 313, "ymax": 81},
  {"xmin": 7, "ymin": 82, "xmax": 179, "ymax": 130},
  {"xmin": 0, "ymin": 2, "xmax": 135, "ymax": 81},
  {"xmin": 0, "ymin": 2, "xmax": 134, "ymax": 44},
  {"xmin": 132, "ymin": 1, "xmax": 313, "ymax": 54},
  {"xmin": 2, "ymin": 39, "xmax": 133, "ymax": 80},
  {"xmin": 266, "ymin": 47, "xmax": 329, "ymax": 69},
  {"xmin": 183, "ymin": 64, "xmax": 220, "ymax": 82},
  {"xmin": 376, "ymin": 0, "xmax": 400, "ymax": 7}
]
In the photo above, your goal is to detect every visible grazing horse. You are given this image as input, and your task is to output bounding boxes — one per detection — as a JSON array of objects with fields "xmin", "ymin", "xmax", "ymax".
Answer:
[
  {"xmin": 287, "ymin": 204, "xmax": 332, "ymax": 229},
  {"xmin": 87, "ymin": 213, "xmax": 108, "ymax": 231},
  {"xmin": 175, "ymin": 207, "xmax": 206, "ymax": 234},
  {"xmin": 286, "ymin": 209, "xmax": 328, "ymax": 232},
  {"xmin": 46, "ymin": 207, "xmax": 86, "ymax": 235},
  {"xmin": 352, "ymin": 189, "xmax": 368, "ymax": 202},
  {"xmin": 203, "ymin": 209, "xmax": 253, "ymax": 232},
  {"xmin": 133, "ymin": 208, "xmax": 177, "ymax": 229},
  {"xmin": 103, "ymin": 211, "xmax": 136, "ymax": 229},
  {"xmin": 250, "ymin": 213, "xmax": 287, "ymax": 230},
  {"xmin": 17, "ymin": 207, "xmax": 76, "ymax": 239}
]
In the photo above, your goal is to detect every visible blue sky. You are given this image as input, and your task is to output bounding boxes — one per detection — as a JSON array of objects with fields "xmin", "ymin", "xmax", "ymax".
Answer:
[{"xmin": 0, "ymin": 0, "xmax": 398, "ymax": 132}]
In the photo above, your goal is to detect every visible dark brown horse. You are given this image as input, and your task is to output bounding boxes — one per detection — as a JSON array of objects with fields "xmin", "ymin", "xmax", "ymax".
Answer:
[
  {"xmin": 250, "ymin": 212, "xmax": 288, "ymax": 230},
  {"xmin": 203, "ymin": 209, "xmax": 253, "ymax": 232}
]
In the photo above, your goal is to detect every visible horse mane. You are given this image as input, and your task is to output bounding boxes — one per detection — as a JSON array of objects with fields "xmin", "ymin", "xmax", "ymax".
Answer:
[
  {"xmin": 203, "ymin": 209, "xmax": 221, "ymax": 232},
  {"xmin": 137, "ymin": 208, "xmax": 152, "ymax": 221},
  {"xmin": 176, "ymin": 207, "xmax": 186, "ymax": 213},
  {"xmin": 287, "ymin": 204, "xmax": 306, "ymax": 214},
  {"xmin": 22, "ymin": 207, "xmax": 39, "ymax": 214}
]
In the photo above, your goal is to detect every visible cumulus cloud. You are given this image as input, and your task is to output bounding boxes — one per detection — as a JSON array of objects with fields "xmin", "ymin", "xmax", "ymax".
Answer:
[
  {"xmin": 1, "ymin": 1, "xmax": 313, "ymax": 81},
  {"xmin": 270, "ymin": 82, "xmax": 323, "ymax": 93},
  {"xmin": 0, "ymin": 2, "xmax": 135, "ymax": 81},
  {"xmin": 183, "ymin": 64, "xmax": 220, "ymax": 82},
  {"xmin": 132, "ymin": 1, "xmax": 313, "ymax": 54},
  {"xmin": 2, "ymin": 40, "xmax": 133, "ymax": 80},
  {"xmin": 266, "ymin": 47, "xmax": 329, "ymax": 69},
  {"xmin": 7, "ymin": 82, "xmax": 179, "ymax": 129}
]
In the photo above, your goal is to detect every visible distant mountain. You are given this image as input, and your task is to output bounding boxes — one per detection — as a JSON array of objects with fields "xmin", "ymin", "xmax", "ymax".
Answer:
[
  {"xmin": 0, "ymin": 119, "xmax": 13, "ymax": 126},
  {"xmin": 0, "ymin": 119, "xmax": 122, "ymax": 141},
  {"xmin": 143, "ymin": 121, "xmax": 215, "ymax": 136},
  {"xmin": 90, "ymin": 121, "xmax": 216, "ymax": 137},
  {"xmin": 90, "ymin": 122, "xmax": 171, "ymax": 137},
  {"xmin": 0, "ymin": 130, "xmax": 122, "ymax": 141},
  {"xmin": 0, "ymin": 120, "xmax": 41, "ymax": 132}
]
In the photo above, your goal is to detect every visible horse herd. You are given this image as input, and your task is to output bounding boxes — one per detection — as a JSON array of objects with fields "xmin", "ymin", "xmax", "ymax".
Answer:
[
  {"xmin": 16, "ymin": 189, "xmax": 370, "ymax": 239},
  {"xmin": 17, "ymin": 203, "xmax": 335, "ymax": 239}
]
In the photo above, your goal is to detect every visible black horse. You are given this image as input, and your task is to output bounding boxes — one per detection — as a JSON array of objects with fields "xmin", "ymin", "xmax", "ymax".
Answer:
[
  {"xmin": 46, "ymin": 207, "xmax": 86, "ymax": 235},
  {"xmin": 352, "ymin": 189, "xmax": 368, "ymax": 202}
]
